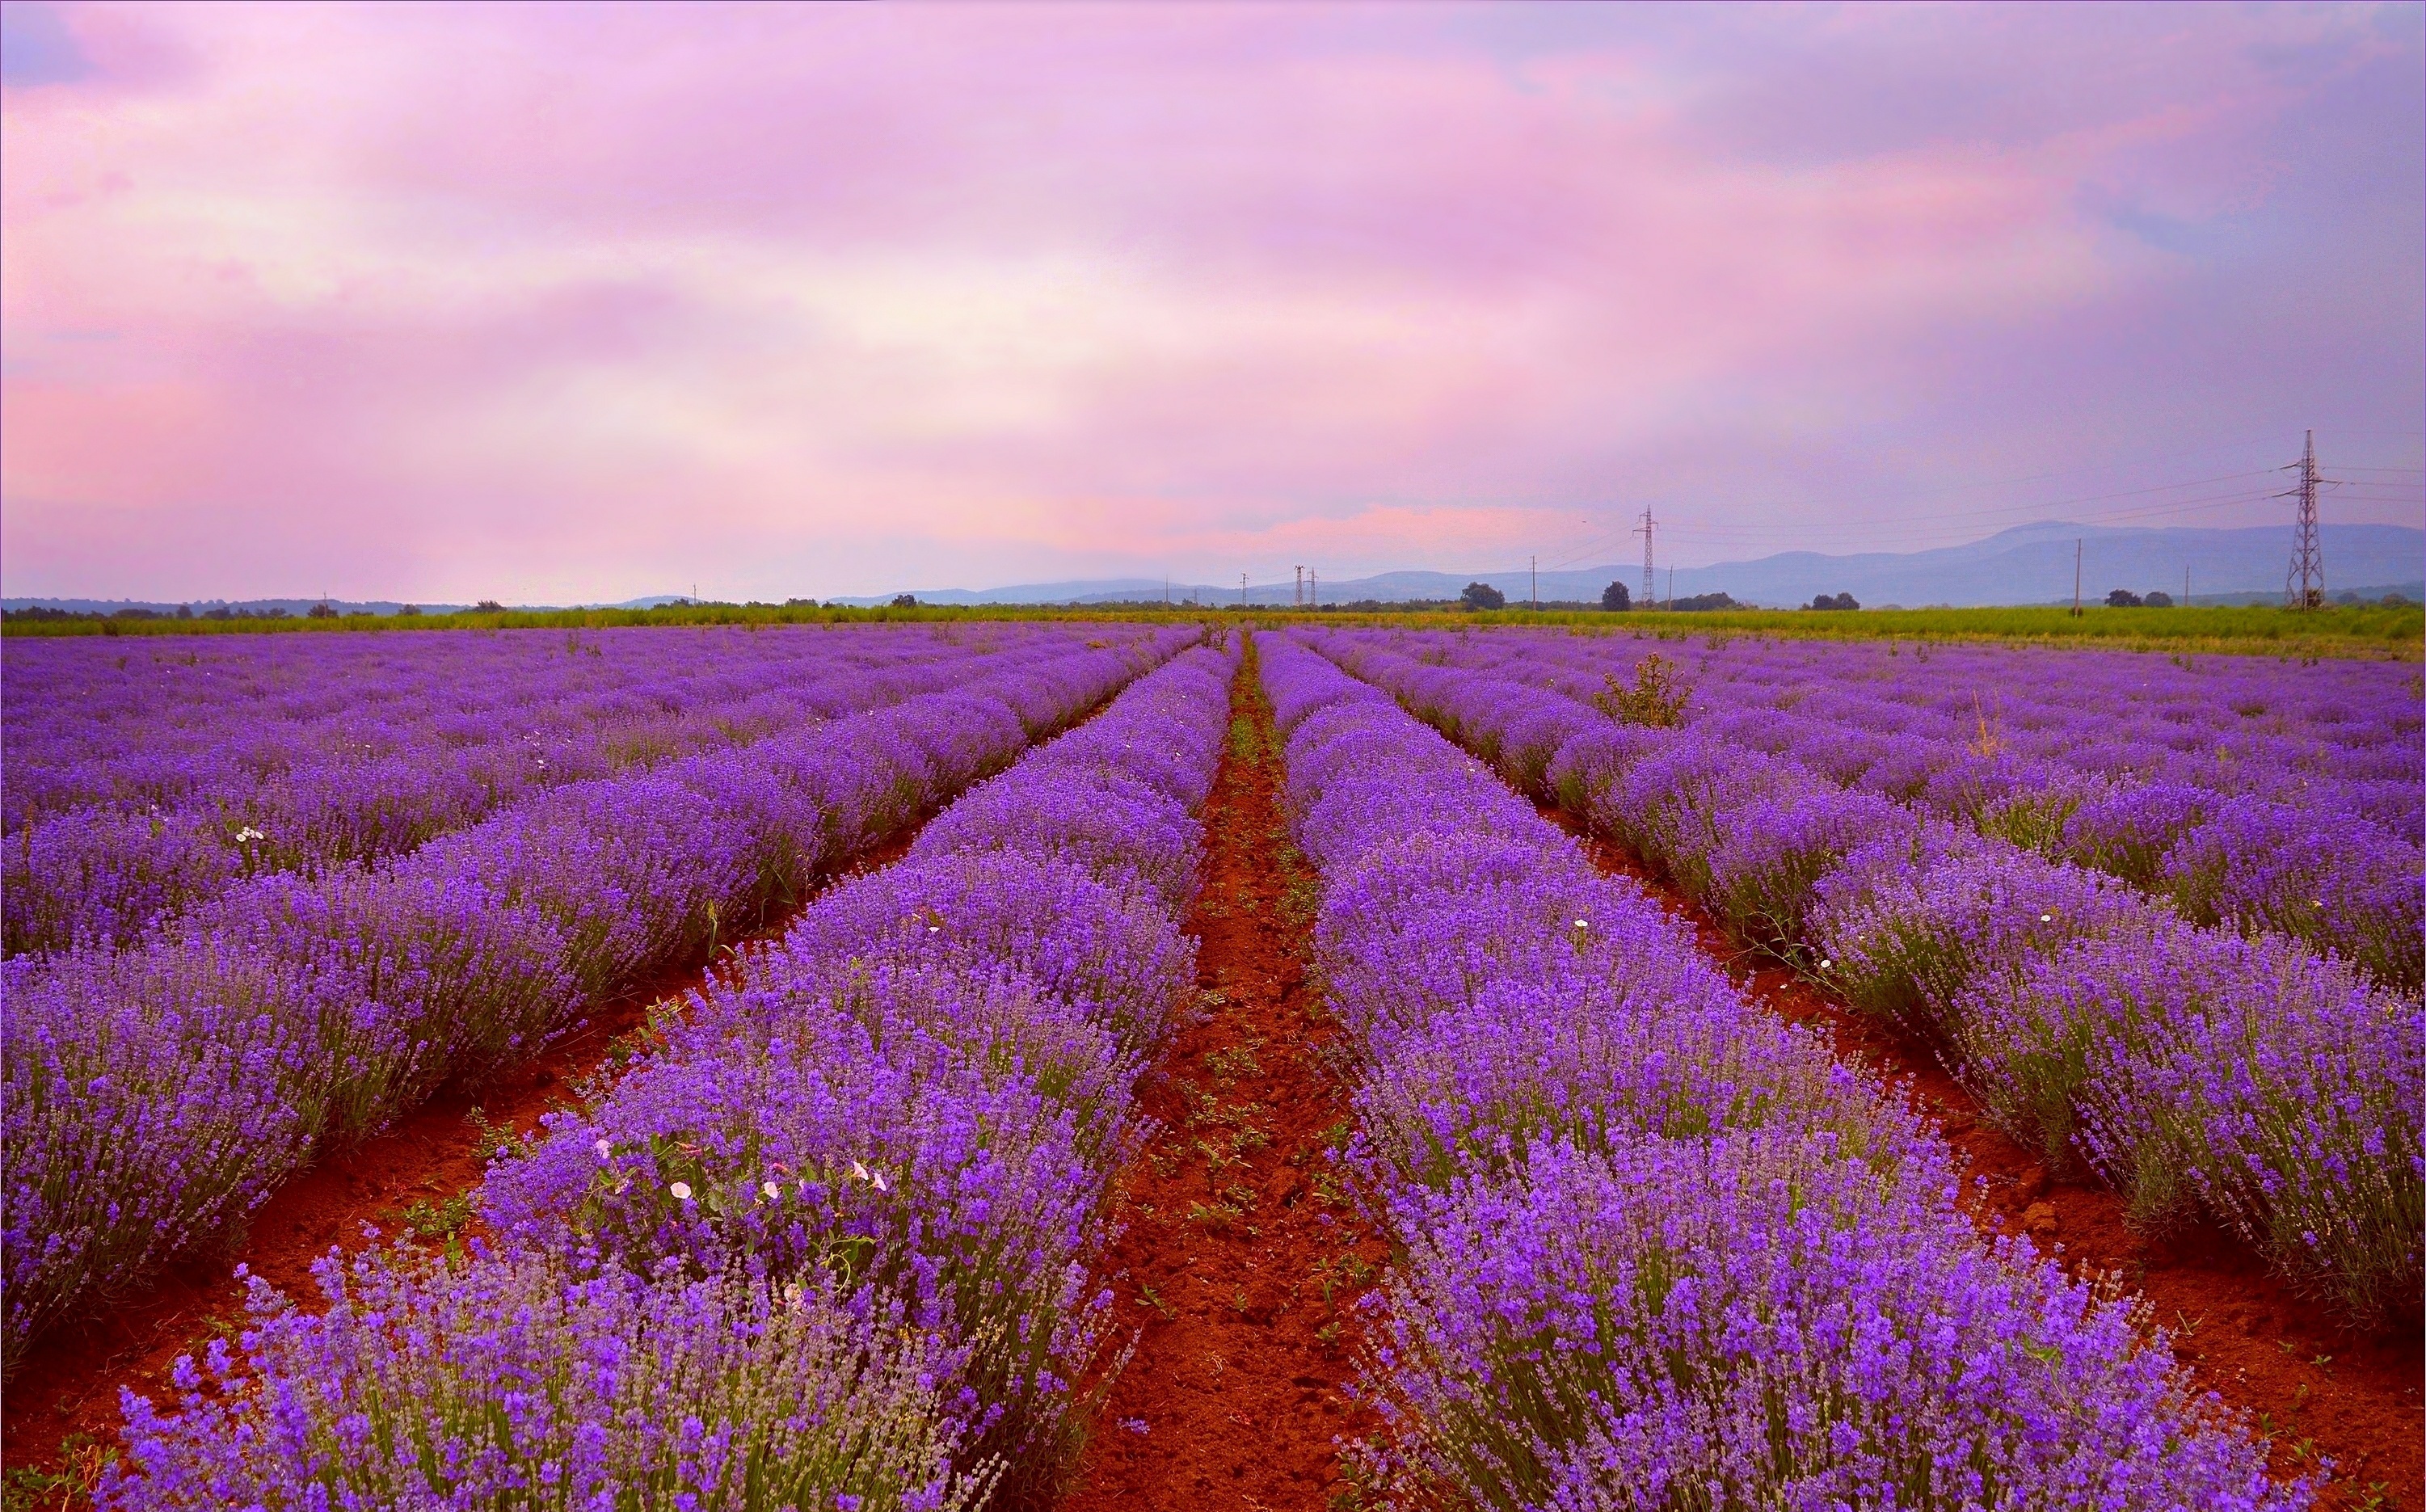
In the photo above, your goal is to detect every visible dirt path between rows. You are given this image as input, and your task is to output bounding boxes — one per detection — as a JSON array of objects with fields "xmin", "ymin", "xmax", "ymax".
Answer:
[
  {"xmin": 1059, "ymin": 646, "xmax": 1385, "ymax": 1511},
  {"xmin": 1545, "ymin": 806, "xmax": 2424, "ymax": 1512}
]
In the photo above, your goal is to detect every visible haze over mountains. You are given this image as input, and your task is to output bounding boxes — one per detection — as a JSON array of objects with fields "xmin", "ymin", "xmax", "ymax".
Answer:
[
  {"xmin": 10, "ymin": 521, "xmax": 2419, "ymax": 617},
  {"xmin": 829, "ymin": 522, "xmax": 2424, "ymax": 609}
]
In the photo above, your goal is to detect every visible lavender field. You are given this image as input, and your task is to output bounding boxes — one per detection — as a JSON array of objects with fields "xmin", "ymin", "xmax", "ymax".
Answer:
[{"xmin": 2, "ymin": 621, "xmax": 2415, "ymax": 1508}]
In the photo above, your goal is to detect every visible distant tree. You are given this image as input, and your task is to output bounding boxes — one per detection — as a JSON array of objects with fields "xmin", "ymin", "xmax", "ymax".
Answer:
[
  {"xmin": 308, "ymin": 602, "xmax": 339, "ymax": 619},
  {"xmin": 1459, "ymin": 581, "xmax": 1506, "ymax": 611},
  {"xmin": 474, "ymin": 600, "xmax": 505, "ymax": 613},
  {"xmin": 1670, "ymin": 592, "xmax": 1739, "ymax": 613},
  {"xmin": 260, "ymin": 608, "xmax": 291, "ymax": 620},
  {"xmin": 2334, "ymin": 590, "xmax": 2362, "ymax": 606},
  {"xmin": 1810, "ymin": 592, "xmax": 1859, "ymax": 611},
  {"xmin": 175, "ymin": 604, "xmax": 194, "ymax": 620},
  {"xmin": 398, "ymin": 604, "xmax": 421, "ymax": 617},
  {"xmin": 1601, "ymin": 580, "xmax": 1632, "ymax": 611},
  {"xmin": 891, "ymin": 593, "xmax": 919, "ymax": 609},
  {"xmin": 2142, "ymin": 590, "xmax": 2174, "ymax": 608},
  {"xmin": 2105, "ymin": 588, "xmax": 2142, "ymax": 608}
]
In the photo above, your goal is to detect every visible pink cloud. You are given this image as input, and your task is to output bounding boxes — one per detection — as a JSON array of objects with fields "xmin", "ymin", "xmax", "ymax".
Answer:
[{"xmin": 2, "ymin": 2, "xmax": 2416, "ymax": 601}]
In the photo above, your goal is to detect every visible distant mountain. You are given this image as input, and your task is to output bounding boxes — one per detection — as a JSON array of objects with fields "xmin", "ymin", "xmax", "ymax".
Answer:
[
  {"xmin": 11, "ymin": 520, "xmax": 2415, "ymax": 618},
  {"xmin": 843, "ymin": 521, "xmax": 2424, "ymax": 609}
]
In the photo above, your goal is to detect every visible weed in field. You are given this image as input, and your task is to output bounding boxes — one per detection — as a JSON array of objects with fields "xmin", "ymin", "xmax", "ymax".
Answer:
[{"xmin": 1590, "ymin": 653, "xmax": 1694, "ymax": 728}]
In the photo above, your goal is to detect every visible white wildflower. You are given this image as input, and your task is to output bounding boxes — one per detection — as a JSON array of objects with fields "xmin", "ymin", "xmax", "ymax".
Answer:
[
  {"xmin": 763, "ymin": 1181, "xmax": 781, "ymax": 1201},
  {"xmin": 670, "ymin": 1181, "xmax": 693, "ymax": 1201}
]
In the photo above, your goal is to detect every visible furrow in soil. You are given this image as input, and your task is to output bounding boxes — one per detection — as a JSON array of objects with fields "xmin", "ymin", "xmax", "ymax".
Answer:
[{"xmin": 1060, "ymin": 653, "xmax": 1384, "ymax": 1510}]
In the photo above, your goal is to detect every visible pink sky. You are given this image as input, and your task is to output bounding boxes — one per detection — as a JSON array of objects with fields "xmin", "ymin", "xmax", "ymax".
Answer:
[{"xmin": 3, "ymin": 2, "xmax": 2420, "ymax": 602}]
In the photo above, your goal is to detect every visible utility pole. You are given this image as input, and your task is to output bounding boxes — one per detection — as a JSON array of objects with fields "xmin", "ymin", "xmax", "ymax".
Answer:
[
  {"xmin": 2184, "ymin": 566, "xmax": 2191, "ymax": 605},
  {"xmin": 1240, "ymin": 572, "xmax": 1248, "ymax": 609},
  {"xmin": 1666, "ymin": 566, "xmax": 1674, "ymax": 611},
  {"xmin": 2071, "ymin": 540, "xmax": 2083, "ymax": 617},
  {"xmin": 2285, "ymin": 429, "xmax": 2325, "ymax": 610},
  {"xmin": 1309, "ymin": 570, "xmax": 1318, "ymax": 609},
  {"xmin": 1633, "ymin": 508, "xmax": 1656, "ymax": 611},
  {"xmin": 1531, "ymin": 554, "xmax": 1538, "ymax": 611}
]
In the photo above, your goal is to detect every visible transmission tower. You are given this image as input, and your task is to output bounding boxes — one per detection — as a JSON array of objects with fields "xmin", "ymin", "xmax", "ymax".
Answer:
[
  {"xmin": 1294, "ymin": 566, "xmax": 1304, "ymax": 609},
  {"xmin": 1632, "ymin": 508, "xmax": 1656, "ymax": 610},
  {"xmin": 2284, "ymin": 430, "xmax": 2325, "ymax": 611}
]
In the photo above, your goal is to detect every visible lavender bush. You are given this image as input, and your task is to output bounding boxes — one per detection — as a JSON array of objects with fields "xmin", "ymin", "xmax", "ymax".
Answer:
[
  {"xmin": 100, "ymin": 1245, "xmax": 989, "ymax": 1512},
  {"xmin": 1308, "ymin": 628, "xmax": 2421, "ymax": 1317},
  {"xmin": 1370, "ymin": 625, "xmax": 2424, "ymax": 989},
  {"xmin": 1258, "ymin": 637, "xmax": 2301, "ymax": 1509},
  {"xmin": 1957, "ymin": 921, "xmax": 2424, "ymax": 1318},
  {"xmin": 101, "ymin": 640, "xmax": 1238, "ymax": 1505},
  {"xmin": 3, "ymin": 631, "xmax": 1199, "ymax": 1372},
  {"xmin": 6, "ymin": 625, "xmax": 1125, "ymax": 956}
]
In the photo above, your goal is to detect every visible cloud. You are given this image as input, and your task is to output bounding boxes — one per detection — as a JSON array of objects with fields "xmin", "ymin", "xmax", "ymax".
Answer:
[
  {"xmin": 0, "ymin": 2, "xmax": 92, "ymax": 86},
  {"xmin": 2, "ymin": 2, "xmax": 2417, "ymax": 600}
]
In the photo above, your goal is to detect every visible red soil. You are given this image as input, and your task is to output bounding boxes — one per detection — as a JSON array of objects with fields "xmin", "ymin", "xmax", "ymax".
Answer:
[
  {"xmin": 0, "ymin": 832, "xmax": 922, "ymax": 1506},
  {"xmin": 1059, "ymin": 653, "xmax": 1386, "ymax": 1510},
  {"xmin": 1550, "ymin": 807, "xmax": 2424, "ymax": 1512}
]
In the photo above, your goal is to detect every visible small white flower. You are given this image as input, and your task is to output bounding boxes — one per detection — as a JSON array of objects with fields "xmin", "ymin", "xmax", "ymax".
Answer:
[
  {"xmin": 2038, "ymin": 913, "xmax": 2053, "ymax": 924},
  {"xmin": 783, "ymin": 1281, "xmax": 805, "ymax": 1308},
  {"xmin": 852, "ymin": 1160, "xmax": 873, "ymax": 1184},
  {"xmin": 234, "ymin": 826, "xmax": 266, "ymax": 844},
  {"xmin": 763, "ymin": 1181, "xmax": 781, "ymax": 1201},
  {"xmin": 595, "ymin": 1139, "xmax": 612, "ymax": 1160},
  {"xmin": 1573, "ymin": 919, "xmax": 1589, "ymax": 929},
  {"xmin": 669, "ymin": 1181, "xmax": 693, "ymax": 1201},
  {"xmin": 1819, "ymin": 958, "xmax": 1832, "ymax": 970},
  {"xmin": 872, "ymin": 1169, "xmax": 888, "ymax": 1192}
]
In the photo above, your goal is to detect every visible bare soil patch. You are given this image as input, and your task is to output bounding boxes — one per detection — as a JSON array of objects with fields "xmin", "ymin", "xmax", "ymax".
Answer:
[{"xmin": 1059, "ymin": 651, "xmax": 1385, "ymax": 1511}]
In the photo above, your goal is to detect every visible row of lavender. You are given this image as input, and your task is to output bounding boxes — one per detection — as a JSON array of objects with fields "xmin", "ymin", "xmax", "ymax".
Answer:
[
  {"xmin": 1430, "ymin": 630, "xmax": 2424, "ymax": 988},
  {"xmin": 1261, "ymin": 638, "xmax": 2299, "ymax": 1508},
  {"xmin": 2, "ymin": 629, "xmax": 1198, "ymax": 1374},
  {"xmin": 1312, "ymin": 631, "xmax": 2423, "ymax": 1323},
  {"xmin": 5, "ymin": 625, "xmax": 1093, "ymax": 956},
  {"xmin": 98, "ymin": 642, "xmax": 1236, "ymax": 1508}
]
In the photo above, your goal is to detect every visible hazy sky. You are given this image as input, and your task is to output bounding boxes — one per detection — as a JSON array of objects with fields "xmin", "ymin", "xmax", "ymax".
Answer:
[{"xmin": 3, "ymin": 2, "xmax": 2420, "ymax": 603}]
